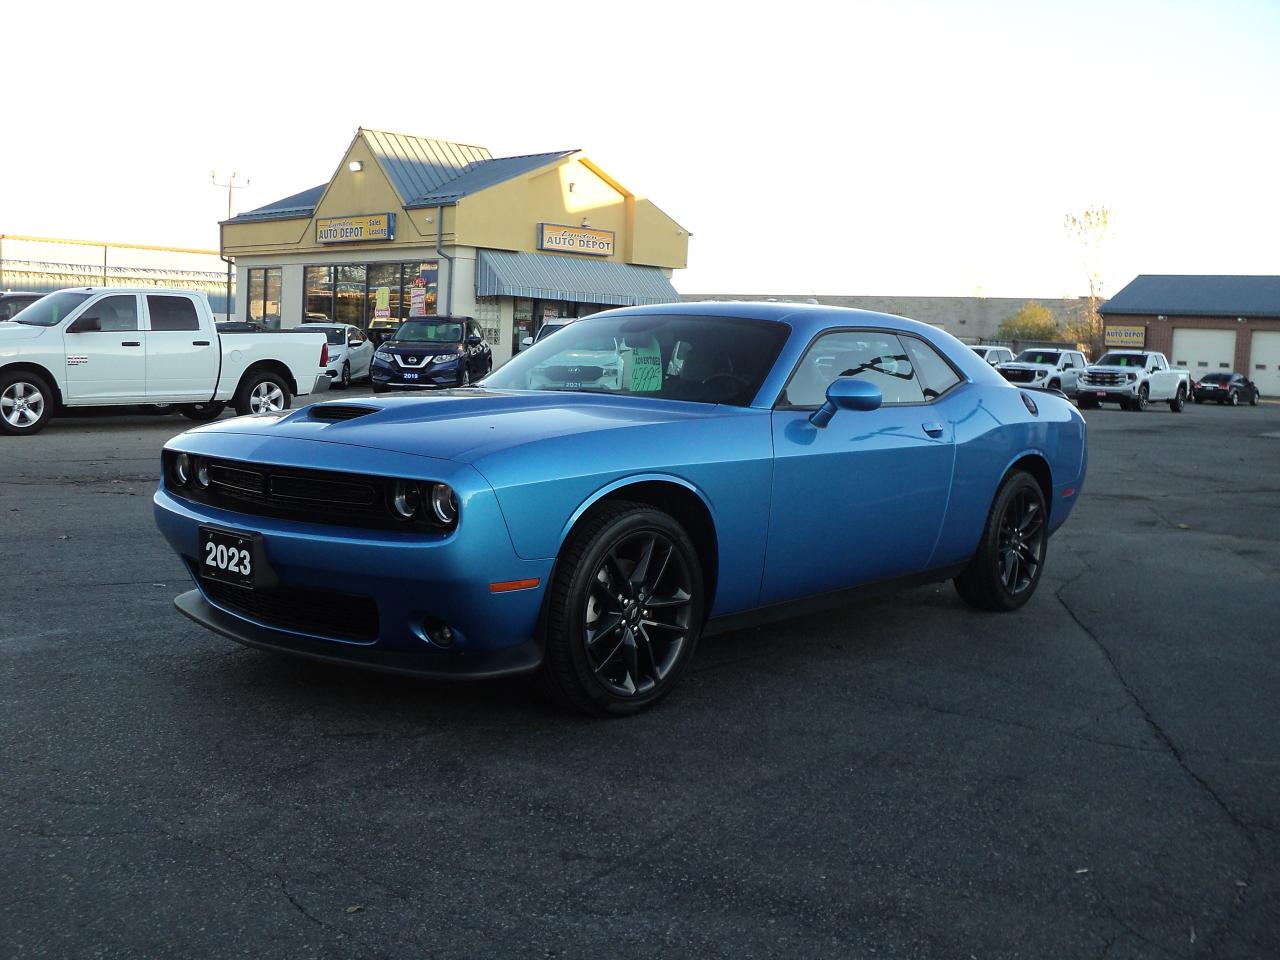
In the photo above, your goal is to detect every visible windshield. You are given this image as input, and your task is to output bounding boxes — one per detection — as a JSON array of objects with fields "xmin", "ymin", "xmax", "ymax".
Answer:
[
  {"xmin": 1200, "ymin": 373, "xmax": 1232, "ymax": 383},
  {"xmin": 1014, "ymin": 350, "xmax": 1060, "ymax": 364},
  {"xmin": 483, "ymin": 312, "xmax": 790, "ymax": 406},
  {"xmin": 393, "ymin": 320, "xmax": 462, "ymax": 344},
  {"xmin": 292, "ymin": 326, "xmax": 345, "ymax": 345},
  {"xmin": 535, "ymin": 322, "xmax": 571, "ymax": 343},
  {"xmin": 1098, "ymin": 352, "xmax": 1148, "ymax": 367},
  {"xmin": 9, "ymin": 291, "xmax": 90, "ymax": 327}
]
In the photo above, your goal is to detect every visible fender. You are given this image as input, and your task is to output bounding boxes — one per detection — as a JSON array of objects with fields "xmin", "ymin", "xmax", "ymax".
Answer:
[
  {"xmin": 557, "ymin": 471, "xmax": 716, "ymax": 554},
  {"xmin": 0, "ymin": 359, "xmax": 65, "ymax": 407}
]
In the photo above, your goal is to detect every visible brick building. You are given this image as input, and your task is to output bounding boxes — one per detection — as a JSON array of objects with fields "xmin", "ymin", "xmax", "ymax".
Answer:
[{"xmin": 1100, "ymin": 275, "xmax": 1280, "ymax": 396}]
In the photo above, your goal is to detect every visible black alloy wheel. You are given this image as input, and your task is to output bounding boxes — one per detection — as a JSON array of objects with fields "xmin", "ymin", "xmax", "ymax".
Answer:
[
  {"xmin": 540, "ymin": 502, "xmax": 703, "ymax": 716},
  {"xmin": 954, "ymin": 470, "xmax": 1048, "ymax": 611}
]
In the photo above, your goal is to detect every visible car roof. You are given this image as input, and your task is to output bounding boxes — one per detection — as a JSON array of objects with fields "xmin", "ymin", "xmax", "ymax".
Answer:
[{"xmin": 590, "ymin": 300, "xmax": 949, "ymax": 341}]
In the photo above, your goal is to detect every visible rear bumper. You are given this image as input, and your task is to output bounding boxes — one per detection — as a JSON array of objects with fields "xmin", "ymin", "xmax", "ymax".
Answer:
[{"xmin": 306, "ymin": 373, "xmax": 330, "ymax": 395}]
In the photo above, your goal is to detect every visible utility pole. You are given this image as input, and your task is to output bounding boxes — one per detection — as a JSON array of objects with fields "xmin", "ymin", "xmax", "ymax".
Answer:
[{"xmin": 211, "ymin": 171, "xmax": 249, "ymax": 320}]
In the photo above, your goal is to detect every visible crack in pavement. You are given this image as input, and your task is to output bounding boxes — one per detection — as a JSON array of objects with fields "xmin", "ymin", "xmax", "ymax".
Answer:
[{"xmin": 1055, "ymin": 577, "xmax": 1264, "ymax": 956}]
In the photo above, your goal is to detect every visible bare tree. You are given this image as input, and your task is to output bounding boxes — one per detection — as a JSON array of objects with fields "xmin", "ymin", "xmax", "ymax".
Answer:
[{"xmin": 1064, "ymin": 206, "xmax": 1112, "ymax": 357}]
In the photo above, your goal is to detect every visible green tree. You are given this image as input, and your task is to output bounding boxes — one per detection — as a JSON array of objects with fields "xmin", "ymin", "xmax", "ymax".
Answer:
[{"xmin": 998, "ymin": 301, "xmax": 1061, "ymax": 341}]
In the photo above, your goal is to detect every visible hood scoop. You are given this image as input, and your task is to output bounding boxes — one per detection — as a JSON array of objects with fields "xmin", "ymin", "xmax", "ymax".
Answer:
[{"xmin": 309, "ymin": 404, "xmax": 379, "ymax": 422}]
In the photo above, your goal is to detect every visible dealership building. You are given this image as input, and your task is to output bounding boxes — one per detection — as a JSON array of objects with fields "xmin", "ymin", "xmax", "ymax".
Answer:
[
  {"xmin": 1100, "ymin": 275, "xmax": 1280, "ymax": 396},
  {"xmin": 222, "ymin": 128, "xmax": 688, "ymax": 364}
]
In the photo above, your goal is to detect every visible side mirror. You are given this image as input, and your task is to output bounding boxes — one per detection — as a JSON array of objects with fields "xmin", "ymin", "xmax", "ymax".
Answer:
[
  {"xmin": 68, "ymin": 316, "xmax": 101, "ymax": 333},
  {"xmin": 809, "ymin": 377, "xmax": 882, "ymax": 428},
  {"xmin": 521, "ymin": 336, "xmax": 534, "ymax": 348},
  {"xmin": 467, "ymin": 334, "xmax": 482, "ymax": 346},
  {"xmin": 350, "ymin": 338, "xmax": 365, "ymax": 347}
]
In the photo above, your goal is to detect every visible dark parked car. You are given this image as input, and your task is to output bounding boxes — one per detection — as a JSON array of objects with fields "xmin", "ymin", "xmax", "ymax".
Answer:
[
  {"xmin": 1194, "ymin": 372, "xmax": 1260, "ymax": 406},
  {"xmin": 370, "ymin": 316, "xmax": 492, "ymax": 391},
  {"xmin": 0, "ymin": 292, "xmax": 44, "ymax": 322}
]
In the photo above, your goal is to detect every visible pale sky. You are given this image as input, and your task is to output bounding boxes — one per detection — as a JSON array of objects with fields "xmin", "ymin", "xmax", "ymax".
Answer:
[{"xmin": 2, "ymin": 0, "xmax": 1276, "ymax": 300}]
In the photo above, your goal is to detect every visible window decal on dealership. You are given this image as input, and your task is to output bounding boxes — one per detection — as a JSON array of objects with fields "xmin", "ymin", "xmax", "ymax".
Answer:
[
  {"xmin": 316, "ymin": 213, "xmax": 395, "ymax": 244},
  {"xmin": 408, "ymin": 263, "xmax": 440, "ymax": 317},
  {"xmin": 538, "ymin": 223, "xmax": 616, "ymax": 257},
  {"xmin": 1105, "ymin": 325, "xmax": 1146, "ymax": 348}
]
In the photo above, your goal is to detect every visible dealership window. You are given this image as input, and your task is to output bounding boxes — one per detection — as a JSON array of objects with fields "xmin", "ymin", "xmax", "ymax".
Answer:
[
  {"xmin": 303, "ymin": 261, "xmax": 438, "ymax": 334},
  {"xmin": 245, "ymin": 267, "xmax": 282, "ymax": 327}
]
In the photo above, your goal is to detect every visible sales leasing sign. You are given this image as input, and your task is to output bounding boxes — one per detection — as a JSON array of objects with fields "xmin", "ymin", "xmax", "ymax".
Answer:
[
  {"xmin": 316, "ymin": 213, "xmax": 395, "ymax": 244},
  {"xmin": 538, "ymin": 223, "xmax": 615, "ymax": 257}
]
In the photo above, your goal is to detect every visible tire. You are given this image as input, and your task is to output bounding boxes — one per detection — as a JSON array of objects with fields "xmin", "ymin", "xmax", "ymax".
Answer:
[
  {"xmin": 1250, "ymin": 390, "xmax": 1259, "ymax": 406},
  {"xmin": 1169, "ymin": 385, "xmax": 1185, "ymax": 413},
  {"xmin": 1048, "ymin": 378, "xmax": 1061, "ymax": 391},
  {"xmin": 538, "ymin": 501, "xmax": 705, "ymax": 717},
  {"xmin": 338, "ymin": 362, "xmax": 351, "ymax": 390},
  {"xmin": 459, "ymin": 366, "xmax": 471, "ymax": 388},
  {"xmin": 1135, "ymin": 384, "xmax": 1149, "ymax": 411},
  {"xmin": 179, "ymin": 401, "xmax": 227, "ymax": 422},
  {"xmin": 954, "ymin": 470, "xmax": 1048, "ymax": 612},
  {"xmin": 0, "ymin": 369, "xmax": 55, "ymax": 436},
  {"xmin": 1229, "ymin": 390, "xmax": 1239, "ymax": 407},
  {"xmin": 233, "ymin": 370, "xmax": 292, "ymax": 417}
]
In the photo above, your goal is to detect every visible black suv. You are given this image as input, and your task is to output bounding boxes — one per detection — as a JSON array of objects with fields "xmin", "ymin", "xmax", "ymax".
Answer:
[{"xmin": 370, "ymin": 316, "xmax": 492, "ymax": 392}]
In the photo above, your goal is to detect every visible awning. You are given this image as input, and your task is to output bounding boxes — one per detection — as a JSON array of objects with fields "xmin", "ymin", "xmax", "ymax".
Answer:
[{"xmin": 476, "ymin": 250, "xmax": 681, "ymax": 307}]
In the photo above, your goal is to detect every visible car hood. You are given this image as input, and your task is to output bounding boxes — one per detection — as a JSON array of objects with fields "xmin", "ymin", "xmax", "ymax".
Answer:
[
  {"xmin": 184, "ymin": 389, "xmax": 725, "ymax": 463},
  {"xmin": 0, "ymin": 322, "xmax": 49, "ymax": 342},
  {"xmin": 1086, "ymin": 365, "xmax": 1145, "ymax": 374},
  {"xmin": 381, "ymin": 341, "xmax": 464, "ymax": 355},
  {"xmin": 999, "ymin": 363, "xmax": 1053, "ymax": 373}
]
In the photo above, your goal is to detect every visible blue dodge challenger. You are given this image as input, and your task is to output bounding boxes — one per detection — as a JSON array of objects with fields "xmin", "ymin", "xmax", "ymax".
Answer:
[{"xmin": 154, "ymin": 302, "xmax": 1087, "ymax": 715}]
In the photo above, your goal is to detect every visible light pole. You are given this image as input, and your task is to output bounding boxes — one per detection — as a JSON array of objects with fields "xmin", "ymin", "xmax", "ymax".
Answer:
[{"xmin": 212, "ymin": 171, "xmax": 249, "ymax": 321}]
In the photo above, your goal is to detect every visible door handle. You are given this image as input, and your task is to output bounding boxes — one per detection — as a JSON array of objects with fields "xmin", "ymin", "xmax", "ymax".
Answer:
[
  {"xmin": 122, "ymin": 341, "xmax": 141, "ymax": 347},
  {"xmin": 193, "ymin": 340, "xmax": 210, "ymax": 346},
  {"xmin": 922, "ymin": 421, "xmax": 944, "ymax": 438}
]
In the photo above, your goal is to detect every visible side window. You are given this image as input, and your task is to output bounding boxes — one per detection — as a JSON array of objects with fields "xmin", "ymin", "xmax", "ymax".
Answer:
[
  {"xmin": 85, "ymin": 295, "xmax": 139, "ymax": 332},
  {"xmin": 902, "ymin": 336, "xmax": 962, "ymax": 399},
  {"xmin": 783, "ymin": 330, "xmax": 926, "ymax": 407},
  {"xmin": 147, "ymin": 295, "xmax": 200, "ymax": 332}
]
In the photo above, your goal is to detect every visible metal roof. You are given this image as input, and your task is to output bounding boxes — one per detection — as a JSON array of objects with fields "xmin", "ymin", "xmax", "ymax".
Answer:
[
  {"xmin": 231, "ymin": 184, "xmax": 327, "ymax": 223},
  {"xmin": 476, "ymin": 250, "xmax": 681, "ymax": 307},
  {"xmin": 362, "ymin": 129, "xmax": 492, "ymax": 205},
  {"xmin": 1101, "ymin": 275, "xmax": 1280, "ymax": 318},
  {"xmin": 407, "ymin": 150, "xmax": 577, "ymax": 208},
  {"xmin": 228, "ymin": 132, "xmax": 575, "ymax": 223}
]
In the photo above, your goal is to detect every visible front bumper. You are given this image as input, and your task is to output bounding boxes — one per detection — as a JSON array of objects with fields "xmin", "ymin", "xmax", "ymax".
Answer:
[
  {"xmin": 371, "ymin": 360, "xmax": 463, "ymax": 389},
  {"xmin": 1078, "ymin": 382, "xmax": 1138, "ymax": 399},
  {"xmin": 152, "ymin": 436, "xmax": 552, "ymax": 678}
]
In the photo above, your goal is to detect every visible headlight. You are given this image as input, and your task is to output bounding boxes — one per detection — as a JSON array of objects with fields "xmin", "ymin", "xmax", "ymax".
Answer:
[
  {"xmin": 430, "ymin": 484, "xmax": 459, "ymax": 525},
  {"xmin": 430, "ymin": 354, "xmax": 457, "ymax": 365},
  {"xmin": 391, "ymin": 480, "xmax": 422, "ymax": 519},
  {"xmin": 172, "ymin": 452, "xmax": 192, "ymax": 487},
  {"xmin": 374, "ymin": 349, "xmax": 394, "ymax": 362},
  {"xmin": 1126, "ymin": 372, "xmax": 1137, "ymax": 381},
  {"xmin": 194, "ymin": 459, "xmax": 210, "ymax": 489}
]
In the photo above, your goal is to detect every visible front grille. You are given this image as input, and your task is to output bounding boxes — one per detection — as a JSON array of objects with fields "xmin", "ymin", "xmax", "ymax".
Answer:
[
  {"xmin": 1001, "ymin": 368, "xmax": 1037, "ymax": 384},
  {"xmin": 200, "ymin": 573, "xmax": 379, "ymax": 643},
  {"xmin": 1082, "ymin": 371, "xmax": 1124, "ymax": 386},
  {"xmin": 165, "ymin": 454, "xmax": 438, "ymax": 533},
  {"xmin": 543, "ymin": 364, "xmax": 607, "ymax": 382}
]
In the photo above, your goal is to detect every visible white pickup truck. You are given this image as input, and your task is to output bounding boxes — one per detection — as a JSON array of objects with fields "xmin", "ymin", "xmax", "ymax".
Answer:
[
  {"xmin": 0, "ymin": 287, "xmax": 329, "ymax": 436},
  {"xmin": 1076, "ymin": 350, "xmax": 1192, "ymax": 412}
]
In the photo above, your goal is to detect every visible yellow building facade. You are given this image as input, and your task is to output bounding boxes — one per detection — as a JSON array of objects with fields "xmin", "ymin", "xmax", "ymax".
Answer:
[{"xmin": 222, "ymin": 128, "xmax": 689, "ymax": 365}]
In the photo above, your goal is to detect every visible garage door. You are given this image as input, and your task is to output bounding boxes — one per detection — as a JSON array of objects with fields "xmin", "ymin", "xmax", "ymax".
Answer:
[
  {"xmin": 1171, "ymin": 328, "xmax": 1236, "ymax": 377},
  {"xmin": 1250, "ymin": 331, "xmax": 1280, "ymax": 399}
]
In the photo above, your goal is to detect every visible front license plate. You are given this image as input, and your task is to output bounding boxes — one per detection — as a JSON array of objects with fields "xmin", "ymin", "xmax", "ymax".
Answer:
[
  {"xmin": 1096, "ymin": 392, "xmax": 1107, "ymax": 397},
  {"xmin": 401, "ymin": 371, "xmax": 419, "ymax": 380},
  {"xmin": 199, "ymin": 526, "xmax": 271, "ymax": 590}
]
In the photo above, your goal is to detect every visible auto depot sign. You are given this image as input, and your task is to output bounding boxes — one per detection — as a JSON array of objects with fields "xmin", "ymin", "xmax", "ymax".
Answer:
[
  {"xmin": 537, "ymin": 223, "xmax": 615, "ymax": 257},
  {"xmin": 1105, "ymin": 324, "xmax": 1147, "ymax": 348},
  {"xmin": 316, "ymin": 213, "xmax": 395, "ymax": 244}
]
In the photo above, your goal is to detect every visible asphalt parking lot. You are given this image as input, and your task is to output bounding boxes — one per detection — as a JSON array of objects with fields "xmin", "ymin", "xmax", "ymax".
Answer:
[{"xmin": 2, "ymin": 394, "xmax": 1278, "ymax": 959}]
